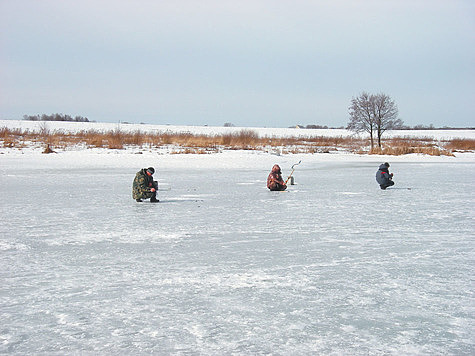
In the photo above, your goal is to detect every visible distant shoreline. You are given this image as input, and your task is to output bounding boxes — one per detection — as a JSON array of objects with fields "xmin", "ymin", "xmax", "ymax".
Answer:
[{"xmin": 1, "ymin": 120, "xmax": 474, "ymax": 157}]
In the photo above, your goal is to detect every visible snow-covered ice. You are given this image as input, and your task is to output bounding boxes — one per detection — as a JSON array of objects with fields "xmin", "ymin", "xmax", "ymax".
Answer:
[{"xmin": 1, "ymin": 139, "xmax": 474, "ymax": 354}]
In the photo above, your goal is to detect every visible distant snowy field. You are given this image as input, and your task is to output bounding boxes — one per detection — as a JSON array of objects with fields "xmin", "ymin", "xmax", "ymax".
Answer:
[
  {"xmin": 1, "ymin": 120, "xmax": 474, "ymax": 354},
  {"xmin": 1, "ymin": 119, "xmax": 474, "ymax": 140}
]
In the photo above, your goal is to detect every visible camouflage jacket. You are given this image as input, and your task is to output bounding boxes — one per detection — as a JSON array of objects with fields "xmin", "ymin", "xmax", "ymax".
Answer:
[{"xmin": 132, "ymin": 169, "xmax": 156, "ymax": 199}]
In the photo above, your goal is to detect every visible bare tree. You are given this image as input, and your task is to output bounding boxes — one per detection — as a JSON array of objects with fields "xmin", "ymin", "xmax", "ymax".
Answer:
[
  {"xmin": 372, "ymin": 93, "xmax": 402, "ymax": 148},
  {"xmin": 347, "ymin": 92, "xmax": 376, "ymax": 148},
  {"xmin": 347, "ymin": 92, "xmax": 403, "ymax": 149}
]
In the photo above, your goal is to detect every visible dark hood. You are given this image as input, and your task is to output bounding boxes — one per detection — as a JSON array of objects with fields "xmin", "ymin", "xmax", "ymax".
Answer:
[{"xmin": 378, "ymin": 163, "xmax": 389, "ymax": 172}]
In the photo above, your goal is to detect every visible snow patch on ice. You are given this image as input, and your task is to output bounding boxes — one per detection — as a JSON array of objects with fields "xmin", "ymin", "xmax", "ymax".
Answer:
[{"xmin": 0, "ymin": 241, "xmax": 30, "ymax": 251}]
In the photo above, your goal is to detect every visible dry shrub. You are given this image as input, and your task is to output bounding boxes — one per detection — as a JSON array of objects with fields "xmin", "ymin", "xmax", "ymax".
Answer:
[
  {"xmin": 236, "ymin": 129, "xmax": 258, "ymax": 141},
  {"xmin": 149, "ymin": 134, "xmax": 165, "ymax": 147},
  {"xmin": 107, "ymin": 141, "xmax": 124, "ymax": 150},
  {"xmin": 275, "ymin": 137, "xmax": 298, "ymax": 147},
  {"xmin": 90, "ymin": 138, "xmax": 105, "ymax": 147},
  {"xmin": 87, "ymin": 135, "xmax": 105, "ymax": 148},
  {"xmin": 306, "ymin": 135, "xmax": 351, "ymax": 146},
  {"xmin": 42, "ymin": 144, "xmax": 55, "ymax": 154},
  {"xmin": 214, "ymin": 129, "xmax": 262, "ymax": 149},
  {"xmin": 231, "ymin": 129, "xmax": 261, "ymax": 148},
  {"xmin": 0, "ymin": 127, "xmax": 13, "ymax": 138},
  {"xmin": 106, "ymin": 132, "xmax": 124, "ymax": 149},
  {"xmin": 181, "ymin": 133, "xmax": 210, "ymax": 148},
  {"xmin": 443, "ymin": 139, "xmax": 475, "ymax": 151},
  {"xmin": 75, "ymin": 130, "xmax": 103, "ymax": 147},
  {"xmin": 123, "ymin": 130, "xmax": 144, "ymax": 146},
  {"xmin": 220, "ymin": 133, "xmax": 233, "ymax": 146},
  {"xmin": 370, "ymin": 146, "xmax": 454, "ymax": 157},
  {"xmin": 368, "ymin": 135, "xmax": 459, "ymax": 156},
  {"xmin": 43, "ymin": 133, "xmax": 66, "ymax": 147},
  {"xmin": 159, "ymin": 133, "xmax": 174, "ymax": 145}
]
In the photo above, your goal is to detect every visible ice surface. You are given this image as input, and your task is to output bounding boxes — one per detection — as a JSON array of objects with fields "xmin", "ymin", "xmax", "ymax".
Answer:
[{"xmin": 1, "ymin": 152, "xmax": 474, "ymax": 354}]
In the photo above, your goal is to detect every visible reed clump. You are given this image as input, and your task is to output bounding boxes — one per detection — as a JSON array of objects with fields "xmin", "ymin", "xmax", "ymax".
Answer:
[
  {"xmin": 368, "ymin": 135, "xmax": 456, "ymax": 156},
  {"xmin": 369, "ymin": 146, "xmax": 454, "ymax": 156},
  {"xmin": 443, "ymin": 138, "xmax": 475, "ymax": 151}
]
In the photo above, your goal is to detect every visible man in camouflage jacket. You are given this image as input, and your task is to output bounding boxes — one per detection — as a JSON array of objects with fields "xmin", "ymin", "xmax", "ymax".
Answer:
[{"xmin": 133, "ymin": 167, "xmax": 159, "ymax": 202}]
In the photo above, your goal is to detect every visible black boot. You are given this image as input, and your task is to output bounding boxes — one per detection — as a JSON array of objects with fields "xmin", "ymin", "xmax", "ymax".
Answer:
[
  {"xmin": 150, "ymin": 192, "xmax": 159, "ymax": 203},
  {"xmin": 136, "ymin": 199, "xmax": 143, "ymax": 202}
]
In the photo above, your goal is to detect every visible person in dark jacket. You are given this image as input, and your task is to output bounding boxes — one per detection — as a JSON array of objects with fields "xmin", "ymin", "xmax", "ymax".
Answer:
[
  {"xmin": 133, "ymin": 167, "xmax": 159, "ymax": 202},
  {"xmin": 376, "ymin": 162, "xmax": 394, "ymax": 190},
  {"xmin": 267, "ymin": 164, "xmax": 287, "ymax": 191}
]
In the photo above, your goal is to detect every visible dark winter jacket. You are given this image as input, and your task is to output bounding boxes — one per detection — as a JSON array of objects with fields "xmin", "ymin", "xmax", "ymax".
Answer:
[
  {"xmin": 132, "ymin": 168, "xmax": 157, "ymax": 200},
  {"xmin": 376, "ymin": 163, "xmax": 393, "ymax": 186},
  {"xmin": 267, "ymin": 164, "xmax": 287, "ymax": 191}
]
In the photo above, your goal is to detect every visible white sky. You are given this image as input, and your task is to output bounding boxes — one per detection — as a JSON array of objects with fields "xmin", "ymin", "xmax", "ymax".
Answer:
[{"xmin": 1, "ymin": 0, "xmax": 474, "ymax": 127}]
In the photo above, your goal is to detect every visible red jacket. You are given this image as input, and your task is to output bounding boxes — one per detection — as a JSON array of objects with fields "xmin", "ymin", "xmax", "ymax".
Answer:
[{"xmin": 267, "ymin": 164, "xmax": 287, "ymax": 190}]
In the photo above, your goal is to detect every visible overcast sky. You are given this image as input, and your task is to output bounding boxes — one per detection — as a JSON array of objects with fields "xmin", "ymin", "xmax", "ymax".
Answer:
[{"xmin": 1, "ymin": 0, "xmax": 474, "ymax": 128}]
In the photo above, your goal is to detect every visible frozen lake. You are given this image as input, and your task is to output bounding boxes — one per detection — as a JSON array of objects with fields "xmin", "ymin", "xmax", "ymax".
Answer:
[{"xmin": 1, "ymin": 155, "xmax": 474, "ymax": 354}]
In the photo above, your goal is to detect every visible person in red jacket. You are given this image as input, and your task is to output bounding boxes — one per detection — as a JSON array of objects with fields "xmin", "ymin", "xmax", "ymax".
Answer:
[
  {"xmin": 267, "ymin": 164, "xmax": 287, "ymax": 191},
  {"xmin": 375, "ymin": 162, "xmax": 394, "ymax": 190}
]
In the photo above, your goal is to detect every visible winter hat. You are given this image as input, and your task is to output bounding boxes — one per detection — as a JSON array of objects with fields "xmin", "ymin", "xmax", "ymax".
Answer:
[
  {"xmin": 147, "ymin": 167, "xmax": 155, "ymax": 174},
  {"xmin": 384, "ymin": 162, "xmax": 390, "ymax": 167}
]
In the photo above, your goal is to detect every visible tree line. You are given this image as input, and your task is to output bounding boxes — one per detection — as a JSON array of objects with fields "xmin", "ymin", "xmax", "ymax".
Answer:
[{"xmin": 23, "ymin": 113, "xmax": 91, "ymax": 122}]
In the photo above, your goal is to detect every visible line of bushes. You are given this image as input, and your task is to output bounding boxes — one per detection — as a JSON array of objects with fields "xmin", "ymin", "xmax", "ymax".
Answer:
[{"xmin": 1, "ymin": 126, "xmax": 473, "ymax": 156}]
